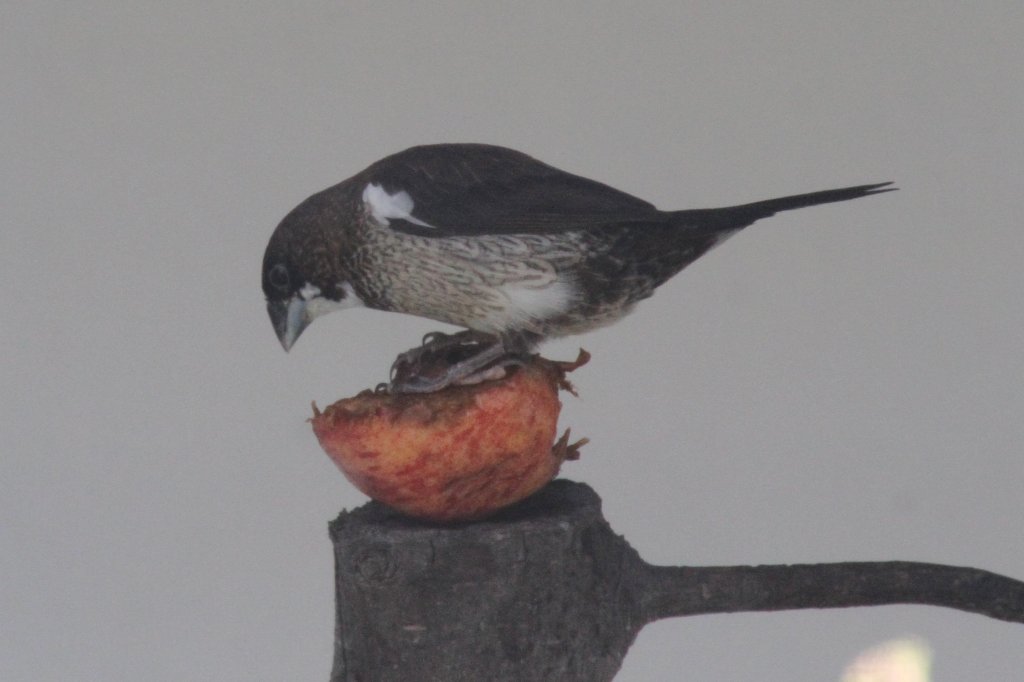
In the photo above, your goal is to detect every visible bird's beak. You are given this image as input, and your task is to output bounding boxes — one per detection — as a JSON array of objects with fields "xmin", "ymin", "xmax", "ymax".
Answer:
[{"xmin": 267, "ymin": 296, "xmax": 309, "ymax": 352}]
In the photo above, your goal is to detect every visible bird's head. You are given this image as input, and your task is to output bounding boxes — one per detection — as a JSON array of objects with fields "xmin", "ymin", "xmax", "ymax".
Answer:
[{"xmin": 262, "ymin": 195, "xmax": 362, "ymax": 352}]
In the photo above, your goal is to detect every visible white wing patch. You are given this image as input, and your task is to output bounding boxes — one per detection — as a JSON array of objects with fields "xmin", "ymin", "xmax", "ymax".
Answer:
[{"xmin": 362, "ymin": 183, "xmax": 434, "ymax": 228}]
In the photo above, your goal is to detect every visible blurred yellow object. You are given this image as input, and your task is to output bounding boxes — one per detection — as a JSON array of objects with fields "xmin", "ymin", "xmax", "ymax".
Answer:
[{"xmin": 841, "ymin": 638, "xmax": 932, "ymax": 682}]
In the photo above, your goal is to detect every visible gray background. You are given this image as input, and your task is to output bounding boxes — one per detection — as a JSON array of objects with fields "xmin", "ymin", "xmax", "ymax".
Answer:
[{"xmin": 4, "ymin": 2, "xmax": 1022, "ymax": 680}]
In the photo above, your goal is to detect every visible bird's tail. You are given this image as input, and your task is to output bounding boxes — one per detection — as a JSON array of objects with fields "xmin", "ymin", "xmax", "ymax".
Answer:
[
  {"xmin": 733, "ymin": 181, "xmax": 896, "ymax": 217},
  {"xmin": 676, "ymin": 182, "xmax": 896, "ymax": 232}
]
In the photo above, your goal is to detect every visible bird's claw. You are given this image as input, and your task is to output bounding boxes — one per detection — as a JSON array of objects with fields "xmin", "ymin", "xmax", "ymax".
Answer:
[
  {"xmin": 387, "ymin": 331, "xmax": 529, "ymax": 394},
  {"xmin": 391, "ymin": 330, "xmax": 493, "ymax": 373},
  {"xmin": 390, "ymin": 353, "xmax": 528, "ymax": 394}
]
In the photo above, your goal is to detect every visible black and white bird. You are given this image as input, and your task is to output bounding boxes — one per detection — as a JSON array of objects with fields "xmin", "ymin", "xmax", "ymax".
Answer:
[{"xmin": 262, "ymin": 144, "xmax": 893, "ymax": 392}]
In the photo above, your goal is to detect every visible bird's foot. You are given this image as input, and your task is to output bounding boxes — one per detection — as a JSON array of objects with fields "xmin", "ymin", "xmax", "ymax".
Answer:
[
  {"xmin": 388, "ymin": 331, "xmax": 531, "ymax": 393},
  {"xmin": 390, "ymin": 330, "xmax": 483, "ymax": 368}
]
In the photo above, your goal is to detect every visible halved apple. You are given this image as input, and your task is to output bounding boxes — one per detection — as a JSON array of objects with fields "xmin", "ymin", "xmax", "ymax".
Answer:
[{"xmin": 310, "ymin": 353, "xmax": 587, "ymax": 522}]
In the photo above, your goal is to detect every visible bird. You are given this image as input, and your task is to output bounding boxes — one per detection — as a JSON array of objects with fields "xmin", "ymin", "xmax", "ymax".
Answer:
[{"xmin": 262, "ymin": 143, "xmax": 894, "ymax": 392}]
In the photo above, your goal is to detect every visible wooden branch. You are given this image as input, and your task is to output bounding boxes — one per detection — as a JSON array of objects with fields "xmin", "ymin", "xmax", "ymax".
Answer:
[
  {"xmin": 641, "ymin": 561, "xmax": 1024, "ymax": 623},
  {"xmin": 328, "ymin": 480, "xmax": 1023, "ymax": 681}
]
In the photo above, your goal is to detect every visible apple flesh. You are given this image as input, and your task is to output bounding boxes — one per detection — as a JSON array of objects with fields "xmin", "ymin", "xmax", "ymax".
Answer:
[{"xmin": 310, "ymin": 353, "xmax": 586, "ymax": 522}]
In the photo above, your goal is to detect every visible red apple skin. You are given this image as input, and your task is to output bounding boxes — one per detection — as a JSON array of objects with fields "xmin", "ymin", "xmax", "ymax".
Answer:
[{"xmin": 310, "ymin": 358, "xmax": 578, "ymax": 522}]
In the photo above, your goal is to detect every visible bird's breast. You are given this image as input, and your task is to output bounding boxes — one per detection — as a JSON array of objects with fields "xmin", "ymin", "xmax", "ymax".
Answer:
[{"xmin": 354, "ymin": 226, "xmax": 586, "ymax": 334}]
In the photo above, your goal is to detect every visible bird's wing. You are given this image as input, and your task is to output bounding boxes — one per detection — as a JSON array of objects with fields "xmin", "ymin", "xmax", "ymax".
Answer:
[{"xmin": 355, "ymin": 144, "xmax": 662, "ymax": 236}]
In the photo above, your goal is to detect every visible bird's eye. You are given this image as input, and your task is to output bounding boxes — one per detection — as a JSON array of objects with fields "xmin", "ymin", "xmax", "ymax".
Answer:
[{"xmin": 269, "ymin": 263, "xmax": 290, "ymax": 291}]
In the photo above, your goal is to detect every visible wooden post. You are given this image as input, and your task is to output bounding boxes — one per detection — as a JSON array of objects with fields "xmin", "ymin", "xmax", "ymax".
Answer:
[{"xmin": 328, "ymin": 480, "xmax": 1024, "ymax": 681}]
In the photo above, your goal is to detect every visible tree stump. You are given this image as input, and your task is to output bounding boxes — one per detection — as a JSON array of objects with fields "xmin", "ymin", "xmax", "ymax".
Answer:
[{"xmin": 328, "ymin": 480, "xmax": 1024, "ymax": 681}]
